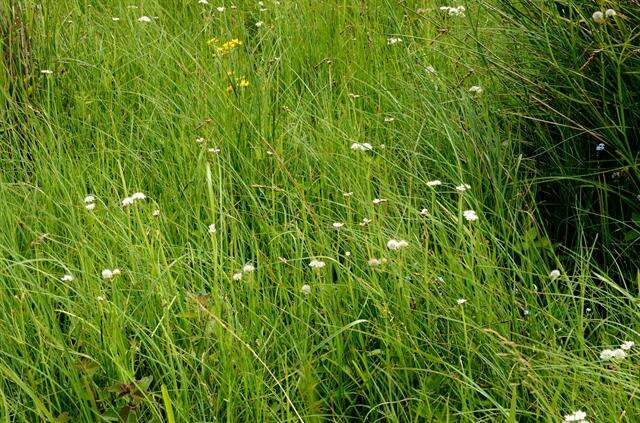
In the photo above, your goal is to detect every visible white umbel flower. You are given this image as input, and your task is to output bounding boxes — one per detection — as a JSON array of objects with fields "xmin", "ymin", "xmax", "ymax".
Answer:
[
  {"xmin": 300, "ymin": 284, "xmax": 311, "ymax": 294},
  {"xmin": 564, "ymin": 410, "xmax": 587, "ymax": 422},
  {"xmin": 457, "ymin": 298, "xmax": 467, "ymax": 305},
  {"xmin": 600, "ymin": 348, "xmax": 626, "ymax": 360},
  {"xmin": 469, "ymin": 85, "xmax": 483, "ymax": 94},
  {"xmin": 232, "ymin": 272, "xmax": 243, "ymax": 281},
  {"xmin": 122, "ymin": 197, "xmax": 134, "ymax": 207},
  {"xmin": 152, "ymin": 209, "xmax": 160, "ymax": 216},
  {"xmin": 60, "ymin": 274, "xmax": 74, "ymax": 282},
  {"xmin": 242, "ymin": 263, "xmax": 255, "ymax": 273},
  {"xmin": 620, "ymin": 341, "xmax": 635, "ymax": 350},
  {"xmin": 463, "ymin": 210, "xmax": 479, "ymax": 222},
  {"xmin": 198, "ymin": 0, "xmax": 209, "ymax": 4},
  {"xmin": 309, "ymin": 259, "xmax": 326, "ymax": 269},
  {"xmin": 372, "ymin": 198, "xmax": 387, "ymax": 205},
  {"xmin": 101, "ymin": 269, "xmax": 113, "ymax": 280},
  {"xmin": 255, "ymin": 21, "xmax": 264, "ymax": 27},
  {"xmin": 426, "ymin": 180, "xmax": 442, "ymax": 187},
  {"xmin": 456, "ymin": 184, "xmax": 471, "ymax": 192},
  {"xmin": 351, "ymin": 142, "xmax": 373, "ymax": 152},
  {"xmin": 208, "ymin": 224, "xmax": 217, "ymax": 234},
  {"xmin": 387, "ymin": 239, "xmax": 409, "ymax": 250},
  {"xmin": 605, "ymin": 9, "xmax": 616, "ymax": 18},
  {"xmin": 387, "ymin": 37, "xmax": 402, "ymax": 45},
  {"xmin": 85, "ymin": 203, "xmax": 96, "ymax": 211},
  {"xmin": 332, "ymin": 222, "xmax": 344, "ymax": 229},
  {"xmin": 419, "ymin": 208, "xmax": 429, "ymax": 216},
  {"xmin": 84, "ymin": 195, "xmax": 95, "ymax": 203},
  {"xmin": 138, "ymin": 16, "xmax": 152, "ymax": 22},
  {"xmin": 549, "ymin": 269, "xmax": 561, "ymax": 280},
  {"xmin": 131, "ymin": 192, "xmax": 146, "ymax": 201},
  {"xmin": 40, "ymin": 69, "xmax": 53, "ymax": 74}
]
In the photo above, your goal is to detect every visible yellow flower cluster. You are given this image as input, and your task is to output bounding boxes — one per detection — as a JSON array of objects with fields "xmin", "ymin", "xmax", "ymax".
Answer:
[
  {"xmin": 208, "ymin": 38, "xmax": 243, "ymax": 56},
  {"xmin": 227, "ymin": 77, "xmax": 250, "ymax": 93}
]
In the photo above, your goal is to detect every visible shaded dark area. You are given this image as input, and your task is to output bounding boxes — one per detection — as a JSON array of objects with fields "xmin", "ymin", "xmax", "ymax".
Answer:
[{"xmin": 493, "ymin": 0, "xmax": 640, "ymax": 275}]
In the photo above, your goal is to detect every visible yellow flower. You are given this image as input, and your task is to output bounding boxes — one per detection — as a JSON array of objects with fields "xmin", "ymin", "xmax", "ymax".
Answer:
[
  {"xmin": 238, "ymin": 78, "xmax": 250, "ymax": 88},
  {"xmin": 215, "ymin": 38, "xmax": 243, "ymax": 56},
  {"xmin": 207, "ymin": 37, "xmax": 219, "ymax": 46}
]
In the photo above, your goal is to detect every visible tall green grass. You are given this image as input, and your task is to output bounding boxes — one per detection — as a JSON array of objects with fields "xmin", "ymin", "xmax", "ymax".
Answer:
[{"xmin": 0, "ymin": 0, "xmax": 638, "ymax": 421}]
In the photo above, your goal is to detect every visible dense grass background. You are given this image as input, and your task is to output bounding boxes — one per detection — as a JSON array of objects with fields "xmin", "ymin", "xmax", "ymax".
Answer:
[{"xmin": 1, "ymin": 0, "xmax": 638, "ymax": 421}]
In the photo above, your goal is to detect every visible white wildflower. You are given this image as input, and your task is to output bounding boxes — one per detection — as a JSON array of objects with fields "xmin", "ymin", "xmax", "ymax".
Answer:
[
  {"xmin": 359, "ymin": 217, "xmax": 372, "ymax": 226},
  {"xmin": 368, "ymin": 258, "xmax": 382, "ymax": 267},
  {"xmin": 549, "ymin": 269, "xmax": 561, "ymax": 280},
  {"xmin": 469, "ymin": 85, "xmax": 483, "ymax": 94},
  {"xmin": 419, "ymin": 208, "xmax": 429, "ymax": 216},
  {"xmin": 351, "ymin": 142, "xmax": 373, "ymax": 152},
  {"xmin": 112, "ymin": 17, "xmax": 120, "ymax": 21},
  {"xmin": 387, "ymin": 239, "xmax": 408, "ymax": 250},
  {"xmin": 84, "ymin": 195, "xmax": 95, "ymax": 203},
  {"xmin": 40, "ymin": 69, "xmax": 53, "ymax": 75},
  {"xmin": 332, "ymin": 222, "xmax": 344, "ymax": 229},
  {"xmin": 300, "ymin": 284, "xmax": 311, "ymax": 294},
  {"xmin": 372, "ymin": 198, "xmax": 387, "ymax": 205},
  {"xmin": 131, "ymin": 192, "xmax": 146, "ymax": 201},
  {"xmin": 384, "ymin": 116, "xmax": 395, "ymax": 122},
  {"xmin": 232, "ymin": 272, "xmax": 243, "ymax": 281},
  {"xmin": 343, "ymin": 192, "xmax": 354, "ymax": 197},
  {"xmin": 138, "ymin": 16, "xmax": 152, "ymax": 22},
  {"xmin": 122, "ymin": 196, "xmax": 134, "ymax": 207},
  {"xmin": 457, "ymin": 298, "xmax": 467, "ymax": 305},
  {"xmin": 242, "ymin": 263, "xmax": 255, "ymax": 273},
  {"xmin": 208, "ymin": 147, "xmax": 221, "ymax": 154},
  {"xmin": 564, "ymin": 410, "xmax": 587, "ymax": 422},
  {"xmin": 60, "ymin": 274, "xmax": 74, "ymax": 282},
  {"xmin": 195, "ymin": 137, "xmax": 205, "ymax": 143},
  {"xmin": 600, "ymin": 348, "xmax": 626, "ymax": 360},
  {"xmin": 456, "ymin": 184, "xmax": 471, "ymax": 192},
  {"xmin": 101, "ymin": 269, "xmax": 114, "ymax": 280},
  {"xmin": 112, "ymin": 268, "xmax": 121, "ymax": 276},
  {"xmin": 208, "ymin": 223, "xmax": 217, "ymax": 234},
  {"xmin": 255, "ymin": 21, "xmax": 264, "ymax": 27},
  {"xmin": 85, "ymin": 203, "xmax": 96, "ymax": 211},
  {"xmin": 426, "ymin": 180, "xmax": 442, "ymax": 187},
  {"xmin": 387, "ymin": 37, "xmax": 402, "ymax": 45},
  {"xmin": 621, "ymin": 341, "xmax": 635, "ymax": 350},
  {"xmin": 426, "ymin": 65, "xmax": 436, "ymax": 74},
  {"xmin": 199, "ymin": 0, "xmax": 209, "ymax": 4},
  {"xmin": 309, "ymin": 259, "xmax": 326, "ymax": 269},
  {"xmin": 592, "ymin": 11, "xmax": 605, "ymax": 23},
  {"xmin": 152, "ymin": 209, "xmax": 160, "ymax": 217},
  {"xmin": 217, "ymin": 6, "xmax": 225, "ymax": 12},
  {"xmin": 605, "ymin": 9, "xmax": 616, "ymax": 18},
  {"xmin": 463, "ymin": 210, "xmax": 479, "ymax": 222}
]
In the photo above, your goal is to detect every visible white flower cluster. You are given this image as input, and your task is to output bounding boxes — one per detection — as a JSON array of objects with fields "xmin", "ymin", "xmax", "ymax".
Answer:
[
  {"xmin": 122, "ymin": 192, "xmax": 146, "ymax": 207},
  {"xmin": 351, "ymin": 142, "xmax": 373, "ymax": 152},
  {"xmin": 84, "ymin": 195, "xmax": 96, "ymax": 211},
  {"xmin": 440, "ymin": 6, "xmax": 465, "ymax": 16},
  {"xmin": 564, "ymin": 410, "xmax": 588, "ymax": 423},
  {"xmin": 592, "ymin": 9, "xmax": 616, "ymax": 24}
]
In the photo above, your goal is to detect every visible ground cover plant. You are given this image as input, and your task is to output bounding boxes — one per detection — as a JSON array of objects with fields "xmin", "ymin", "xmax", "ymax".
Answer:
[{"xmin": 1, "ymin": 0, "xmax": 638, "ymax": 421}]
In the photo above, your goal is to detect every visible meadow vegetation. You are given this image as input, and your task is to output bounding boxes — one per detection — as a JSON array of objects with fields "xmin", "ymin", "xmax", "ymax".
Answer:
[{"xmin": 1, "ymin": 0, "xmax": 638, "ymax": 421}]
